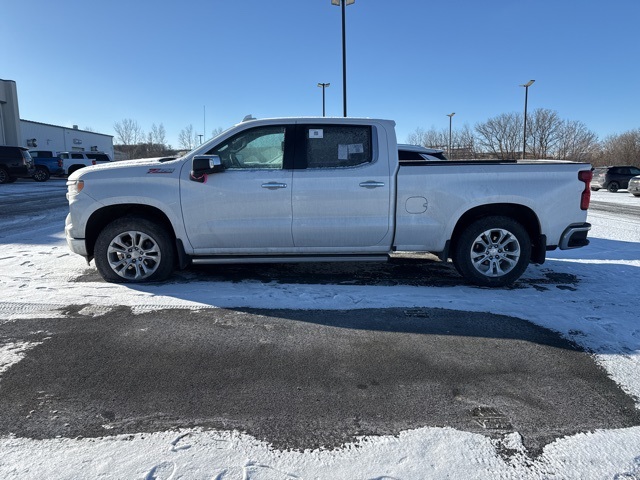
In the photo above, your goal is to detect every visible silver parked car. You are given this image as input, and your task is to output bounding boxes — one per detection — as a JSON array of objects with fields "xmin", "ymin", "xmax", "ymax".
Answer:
[{"xmin": 628, "ymin": 175, "xmax": 640, "ymax": 197}]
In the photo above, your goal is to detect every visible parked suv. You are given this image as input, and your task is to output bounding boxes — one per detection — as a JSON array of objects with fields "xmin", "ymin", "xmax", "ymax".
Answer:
[
  {"xmin": 591, "ymin": 166, "xmax": 640, "ymax": 192},
  {"xmin": 0, "ymin": 146, "xmax": 36, "ymax": 184}
]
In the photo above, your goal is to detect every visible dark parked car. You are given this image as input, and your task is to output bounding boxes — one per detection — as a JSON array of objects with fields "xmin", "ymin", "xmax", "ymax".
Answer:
[
  {"xmin": 0, "ymin": 146, "xmax": 36, "ymax": 184},
  {"xmin": 591, "ymin": 166, "xmax": 640, "ymax": 192}
]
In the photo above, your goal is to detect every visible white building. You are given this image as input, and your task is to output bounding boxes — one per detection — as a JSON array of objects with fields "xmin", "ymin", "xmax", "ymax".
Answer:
[
  {"xmin": 0, "ymin": 78, "xmax": 114, "ymax": 158},
  {"xmin": 21, "ymin": 120, "xmax": 114, "ymax": 158}
]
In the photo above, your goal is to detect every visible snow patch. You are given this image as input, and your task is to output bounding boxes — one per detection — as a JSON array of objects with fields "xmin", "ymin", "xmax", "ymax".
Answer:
[{"xmin": 0, "ymin": 341, "xmax": 43, "ymax": 375}]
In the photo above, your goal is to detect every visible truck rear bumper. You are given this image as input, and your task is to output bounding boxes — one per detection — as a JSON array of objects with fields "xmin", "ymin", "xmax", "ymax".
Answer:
[{"xmin": 559, "ymin": 223, "xmax": 591, "ymax": 250}]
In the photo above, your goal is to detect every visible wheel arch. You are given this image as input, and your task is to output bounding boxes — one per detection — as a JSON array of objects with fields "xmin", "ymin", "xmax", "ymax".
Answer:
[
  {"xmin": 85, "ymin": 204, "xmax": 177, "ymax": 259},
  {"xmin": 449, "ymin": 203, "xmax": 543, "ymax": 263}
]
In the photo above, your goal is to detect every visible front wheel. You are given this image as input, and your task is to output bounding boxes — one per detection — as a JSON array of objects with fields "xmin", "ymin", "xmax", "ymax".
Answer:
[
  {"xmin": 453, "ymin": 216, "xmax": 531, "ymax": 287},
  {"xmin": 94, "ymin": 216, "xmax": 175, "ymax": 283}
]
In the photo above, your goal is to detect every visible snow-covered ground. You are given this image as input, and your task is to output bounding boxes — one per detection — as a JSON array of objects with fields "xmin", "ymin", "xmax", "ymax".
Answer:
[{"xmin": 0, "ymin": 184, "xmax": 639, "ymax": 479}]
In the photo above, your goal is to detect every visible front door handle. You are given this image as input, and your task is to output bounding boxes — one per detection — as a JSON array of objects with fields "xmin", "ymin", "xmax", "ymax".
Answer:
[
  {"xmin": 359, "ymin": 181, "xmax": 385, "ymax": 189},
  {"xmin": 261, "ymin": 182, "xmax": 288, "ymax": 190}
]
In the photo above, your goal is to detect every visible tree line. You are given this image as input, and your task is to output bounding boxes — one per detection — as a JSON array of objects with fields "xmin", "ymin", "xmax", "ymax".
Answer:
[
  {"xmin": 113, "ymin": 112, "xmax": 640, "ymax": 167},
  {"xmin": 112, "ymin": 119, "xmax": 223, "ymax": 159},
  {"xmin": 407, "ymin": 108, "xmax": 640, "ymax": 167}
]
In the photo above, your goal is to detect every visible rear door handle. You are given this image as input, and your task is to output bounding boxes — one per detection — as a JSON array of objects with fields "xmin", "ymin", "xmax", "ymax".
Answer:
[
  {"xmin": 359, "ymin": 181, "xmax": 385, "ymax": 189},
  {"xmin": 261, "ymin": 182, "xmax": 288, "ymax": 190}
]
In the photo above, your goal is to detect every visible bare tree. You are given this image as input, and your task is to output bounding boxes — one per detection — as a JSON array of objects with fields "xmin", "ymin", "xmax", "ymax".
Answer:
[
  {"xmin": 151, "ymin": 123, "xmax": 167, "ymax": 146},
  {"xmin": 211, "ymin": 127, "xmax": 224, "ymax": 139},
  {"xmin": 113, "ymin": 119, "xmax": 144, "ymax": 146},
  {"xmin": 555, "ymin": 120, "xmax": 599, "ymax": 163},
  {"xmin": 598, "ymin": 129, "xmax": 640, "ymax": 167},
  {"xmin": 178, "ymin": 124, "xmax": 197, "ymax": 150},
  {"xmin": 406, "ymin": 127, "xmax": 448, "ymax": 149},
  {"xmin": 145, "ymin": 123, "xmax": 167, "ymax": 151},
  {"xmin": 475, "ymin": 112, "xmax": 522, "ymax": 159},
  {"xmin": 453, "ymin": 124, "xmax": 477, "ymax": 159},
  {"xmin": 528, "ymin": 108, "xmax": 562, "ymax": 159}
]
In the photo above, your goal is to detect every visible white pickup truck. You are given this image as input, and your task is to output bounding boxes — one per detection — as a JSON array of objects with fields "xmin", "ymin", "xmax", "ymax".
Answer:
[
  {"xmin": 65, "ymin": 117, "xmax": 593, "ymax": 287},
  {"xmin": 58, "ymin": 151, "xmax": 112, "ymax": 175}
]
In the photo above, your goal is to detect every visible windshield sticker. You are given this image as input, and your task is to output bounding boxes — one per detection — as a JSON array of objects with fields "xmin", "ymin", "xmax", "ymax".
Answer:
[
  {"xmin": 309, "ymin": 129, "xmax": 324, "ymax": 139},
  {"xmin": 147, "ymin": 168, "xmax": 175, "ymax": 174}
]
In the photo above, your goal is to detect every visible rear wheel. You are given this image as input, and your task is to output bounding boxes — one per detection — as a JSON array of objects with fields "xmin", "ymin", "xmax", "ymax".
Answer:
[
  {"xmin": 453, "ymin": 216, "xmax": 531, "ymax": 287},
  {"xmin": 33, "ymin": 166, "xmax": 50, "ymax": 182},
  {"xmin": 94, "ymin": 216, "xmax": 175, "ymax": 283},
  {"xmin": 607, "ymin": 182, "xmax": 620, "ymax": 193}
]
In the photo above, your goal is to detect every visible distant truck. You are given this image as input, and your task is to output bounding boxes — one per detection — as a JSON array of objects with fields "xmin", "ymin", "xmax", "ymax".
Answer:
[
  {"xmin": 28, "ymin": 150, "xmax": 65, "ymax": 182},
  {"xmin": 29, "ymin": 150, "xmax": 113, "ymax": 176},
  {"xmin": 58, "ymin": 151, "xmax": 112, "ymax": 175}
]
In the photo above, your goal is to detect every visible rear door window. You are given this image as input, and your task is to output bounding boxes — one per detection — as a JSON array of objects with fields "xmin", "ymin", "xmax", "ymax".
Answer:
[{"xmin": 303, "ymin": 125, "xmax": 372, "ymax": 168}]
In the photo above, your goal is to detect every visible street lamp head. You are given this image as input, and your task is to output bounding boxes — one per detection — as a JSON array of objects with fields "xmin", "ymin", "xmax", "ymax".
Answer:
[
  {"xmin": 520, "ymin": 80, "xmax": 535, "ymax": 87},
  {"xmin": 331, "ymin": 0, "xmax": 355, "ymax": 5},
  {"xmin": 317, "ymin": 83, "xmax": 330, "ymax": 88},
  {"xmin": 447, "ymin": 112, "xmax": 455, "ymax": 118}
]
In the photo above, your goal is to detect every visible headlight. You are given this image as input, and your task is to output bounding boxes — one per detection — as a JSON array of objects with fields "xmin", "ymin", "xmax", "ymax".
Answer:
[{"xmin": 66, "ymin": 179, "xmax": 84, "ymax": 197}]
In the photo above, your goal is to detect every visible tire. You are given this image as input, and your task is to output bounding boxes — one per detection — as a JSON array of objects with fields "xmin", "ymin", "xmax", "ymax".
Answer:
[
  {"xmin": 94, "ymin": 216, "xmax": 175, "ymax": 283},
  {"xmin": 453, "ymin": 216, "xmax": 531, "ymax": 287},
  {"xmin": 607, "ymin": 182, "xmax": 620, "ymax": 193},
  {"xmin": 33, "ymin": 166, "xmax": 50, "ymax": 182},
  {"xmin": 590, "ymin": 186, "xmax": 599, "ymax": 191},
  {"xmin": 67, "ymin": 165, "xmax": 83, "ymax": 176},
  {"xmin": 633, "ymin": 194, "xmax": 640, "ymax": 197},
  {"xmin": 0, "ymin": 167, "xmax": 10, "ymax": 184}
]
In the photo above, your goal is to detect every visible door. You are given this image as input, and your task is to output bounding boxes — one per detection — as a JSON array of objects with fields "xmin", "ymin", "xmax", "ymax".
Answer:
[
  {"xmin": 180, "ymin": 124, "xmax": 294, "ymax": 253},
  {"xmin": 291, "ymin": 124, "xmax": 392, "ymax": 249}
]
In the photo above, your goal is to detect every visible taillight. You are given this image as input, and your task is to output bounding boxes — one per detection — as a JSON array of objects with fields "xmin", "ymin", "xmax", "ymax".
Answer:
[
  {"xmin": 58, "ymin": 159, "xmax": 63, "ymax": 167},
  {"xmin": 91, "ymin": 160, "xmax": 96, "ymax": 165},
  {"xmin": 579, "ymin": 170, "xmax": 592, "ymax": 210}
]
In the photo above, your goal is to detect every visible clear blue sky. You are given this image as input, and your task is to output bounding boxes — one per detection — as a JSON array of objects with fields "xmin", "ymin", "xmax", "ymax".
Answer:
[{"xmin": 2, "ymin": 0, "xmax": 639, "ymax": 148}]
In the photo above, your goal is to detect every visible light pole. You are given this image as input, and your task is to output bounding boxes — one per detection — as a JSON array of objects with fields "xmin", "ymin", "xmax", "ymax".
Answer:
[
  {"xmin": 446, "ymin": 112, "xmax": 455, "ymax": 158},
  {"xmin": 520, "ymin": 80, "xmax": 535, "ymax": 160},
  {"xmin": 331, "ymin": 0, "xmax": 354, "ymax": 117},
  {"xmin": 317, "ymin": 82, "xmax": 330, "ymax": 117}
]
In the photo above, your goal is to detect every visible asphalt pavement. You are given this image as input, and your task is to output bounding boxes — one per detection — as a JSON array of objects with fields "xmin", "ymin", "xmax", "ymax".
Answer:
[{"xmin": 0, "ymin": 304, "xmax": 638, "ymax": 456}]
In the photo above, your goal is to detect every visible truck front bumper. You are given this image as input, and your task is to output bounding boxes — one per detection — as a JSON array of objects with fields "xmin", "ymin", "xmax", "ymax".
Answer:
[
  {"xmin": 65, "ymin": 213, "xmax": 88, "ymax": 257},
  {"xmin": 559, "ymin": 223, "xmax": 591, "ymax": 250}
]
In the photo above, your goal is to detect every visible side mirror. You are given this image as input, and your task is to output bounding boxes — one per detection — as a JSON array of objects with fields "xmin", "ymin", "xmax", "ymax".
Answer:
[{"xmin": 190, "ymin": 155, "xmax": 224, "ymax": 182}]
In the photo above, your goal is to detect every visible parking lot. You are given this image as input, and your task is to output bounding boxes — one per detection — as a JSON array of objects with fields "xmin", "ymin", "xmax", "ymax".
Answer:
[{"xmin": 1, "ymin": 180, "xmax": 640, "ymax": 478}]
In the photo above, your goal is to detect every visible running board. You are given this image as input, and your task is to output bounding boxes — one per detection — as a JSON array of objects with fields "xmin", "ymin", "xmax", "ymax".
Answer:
[{"xmin": 191, "ymin": 254, "xmax": 390, "ymax": 265}]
